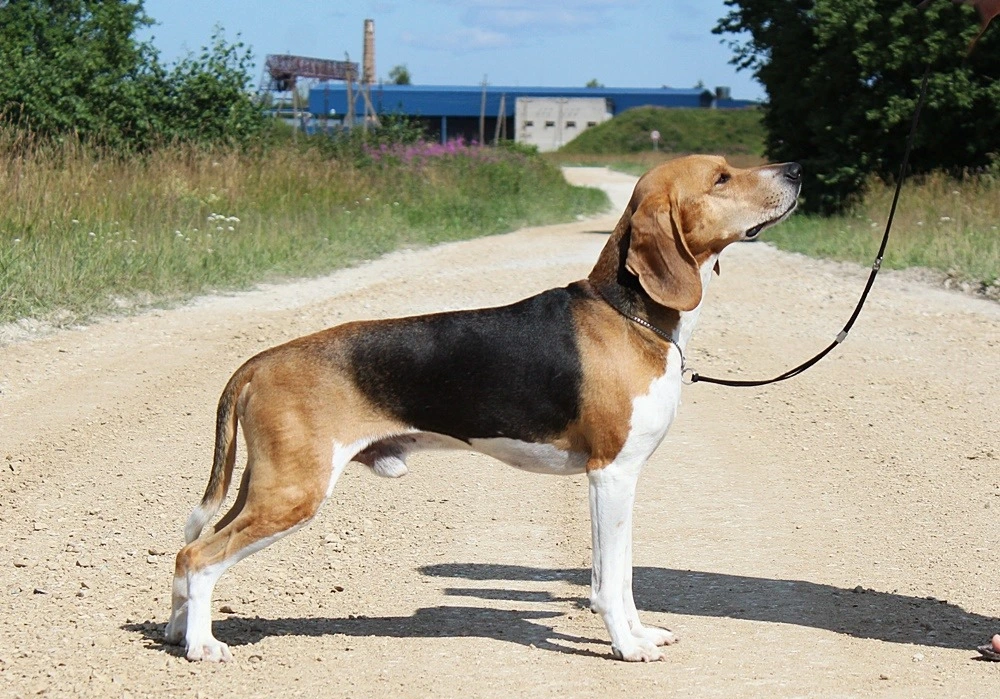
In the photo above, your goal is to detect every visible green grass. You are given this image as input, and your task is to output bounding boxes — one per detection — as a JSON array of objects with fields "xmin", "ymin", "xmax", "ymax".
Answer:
[
  {"xmin": 545, "ymin": 150, "xmax": 765, "ymax": 176},
  {"xmin": 0, "ymin": 133, "xmax": 608, "ymax": 325},
  {"xmin": 557, "ymin": 106, "xmax": 765, "ymax": 157},
  {"xmin": 766, "ymin": 172, "xmax": 1000, "ymax": 289}
]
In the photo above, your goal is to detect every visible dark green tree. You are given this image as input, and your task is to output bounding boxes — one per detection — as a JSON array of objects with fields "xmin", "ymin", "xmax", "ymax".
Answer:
[
  {"xmin": 0, "ymin": 0, "xmax": 160, "ymax": 144},
  {"xmin": 388, "ymin": 64, "xmax": 411, "ymax": 85},
  {"xmin": 152, "ymin": 27, "xmax": 264, "ymax": 146},
  {"xmin": 715, "ymin": 0, "xmax": 1000, "ymax": 213},
  {"xmin": 0, "ymin": 1, "xmax": 264, "ymax": 150}
]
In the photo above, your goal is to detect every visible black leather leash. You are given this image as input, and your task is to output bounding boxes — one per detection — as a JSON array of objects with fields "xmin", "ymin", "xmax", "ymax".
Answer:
[{"xmin": 687, "ymin": 64, "xmax": 932, "ymax": 388}]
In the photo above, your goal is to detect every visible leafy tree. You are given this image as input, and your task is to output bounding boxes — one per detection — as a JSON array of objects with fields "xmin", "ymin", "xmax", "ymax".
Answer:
[
  {"xmin": 586, "ymin": 78, "xmax": 604, "ymax": 88},
  {"xmin": 0, "ymin": 1, "xmax": 264, "ymax": 150},
  {"xmin": 388, "ymin": 64, "xmax": 412, "ymax": 85},
  {"xmin": 151, "ymin": 27, "xmax": 265, "ymax": 147},
  {"xmin": 0, "ymin": 0, "xmax": 160, "ymax": 145},
  {"xmin": 715, "ymin": 0, "xmax": 1000, "ymax": 213}
]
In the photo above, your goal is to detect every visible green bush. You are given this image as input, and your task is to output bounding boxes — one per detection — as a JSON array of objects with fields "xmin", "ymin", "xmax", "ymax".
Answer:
[
  {"xmin": 558, "ymin": 106, "xmax": 765, "ymax": 156},
  {"xmin": 716, "ymin": 0, "xmax": 1000, "ymax": 214},
  {"xmin": 0, "ymin": 1, "xmax": 264, "ymax": 151}
]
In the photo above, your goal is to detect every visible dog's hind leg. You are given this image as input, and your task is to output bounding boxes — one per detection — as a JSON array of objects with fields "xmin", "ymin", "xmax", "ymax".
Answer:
[
  {"xmin": 173, "ymin": 423, "xmax": 347, "ymax": 661},
  {"xmin": 165, "ymin": 464, "xmax": 253, "ymax": 646},
  {"xmin": 172, "ymin": 472, "xmax": 325, "ymax": 661}
]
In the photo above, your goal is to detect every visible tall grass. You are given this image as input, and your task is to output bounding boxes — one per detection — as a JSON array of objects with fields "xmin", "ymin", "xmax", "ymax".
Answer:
[
  {"xmin": 767, "ymin": 171, "xmax": 1000, "ymax": 290},
  {"xmin": 0, "ymin": 129, "xmax": 607, "ymax": 324}
]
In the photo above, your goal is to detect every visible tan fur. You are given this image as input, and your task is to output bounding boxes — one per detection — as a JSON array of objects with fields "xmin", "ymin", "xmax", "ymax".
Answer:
[{"xmin": 567, "ymin": 297, "xmax": 669, "ymax": 468}]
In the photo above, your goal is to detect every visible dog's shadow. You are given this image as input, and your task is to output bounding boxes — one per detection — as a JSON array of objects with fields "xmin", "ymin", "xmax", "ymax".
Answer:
[{"xmin": 125, "ymin": 565, "xmax": 999, "ymax": 658}]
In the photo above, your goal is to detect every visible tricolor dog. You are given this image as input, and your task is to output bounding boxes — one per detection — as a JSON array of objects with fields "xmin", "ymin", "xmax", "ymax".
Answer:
[{"xmin": 166, "ymin": 154, "xmax": 802, "ymax": 662}]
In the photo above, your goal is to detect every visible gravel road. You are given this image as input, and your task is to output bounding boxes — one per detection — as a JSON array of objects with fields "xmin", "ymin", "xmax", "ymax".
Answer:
[{"xmin": 1, "ymin": 166, "xmax": 999, "ymax": 697}]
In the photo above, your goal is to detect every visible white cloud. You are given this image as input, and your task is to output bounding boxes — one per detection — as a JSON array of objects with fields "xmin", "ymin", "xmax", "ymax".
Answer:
[
  {"xmin": 400, "ymin": 27, "xmax": 515, "ymax": 52},
  {"xmin": 403, "ymin": 0, "xmax": 642, "ymax": 50},
  {"xmin": 463, "ymin": 7, "xmax": 604, "ymax": 33}
]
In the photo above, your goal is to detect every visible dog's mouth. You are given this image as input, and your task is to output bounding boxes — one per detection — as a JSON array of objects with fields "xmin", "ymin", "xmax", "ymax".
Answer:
[{"xmin": 744, "ymin": 201, "xmax": 798, "ymax": 239}]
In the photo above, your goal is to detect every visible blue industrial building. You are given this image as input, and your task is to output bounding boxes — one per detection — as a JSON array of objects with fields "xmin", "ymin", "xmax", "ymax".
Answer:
[{"xmin": 307, "ymin": 84, "xmax": 756, "ymax": 144}]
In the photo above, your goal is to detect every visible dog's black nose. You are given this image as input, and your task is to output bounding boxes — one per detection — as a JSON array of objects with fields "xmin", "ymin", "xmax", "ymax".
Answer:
[{"xmin": 784, "ymin": 162, "xmax": 803, "ymax": 182}]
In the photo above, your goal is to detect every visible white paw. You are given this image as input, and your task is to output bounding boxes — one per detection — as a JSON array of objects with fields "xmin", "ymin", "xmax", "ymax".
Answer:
[
  {"xmin": 632, "ymin": 624, "xmax": 678, "ymax": 647},
  {"xmin": 185, "ymin": 638, "xmax": 233, "ymax": 662},
  {"xmin": 612, "ymin": 639, "xmax": 666, "ymax": 662}
]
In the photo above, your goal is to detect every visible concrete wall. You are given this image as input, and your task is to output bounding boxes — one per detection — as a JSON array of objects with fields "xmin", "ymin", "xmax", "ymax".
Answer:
[{"xmin": 515, "ymin": 97, "xmax": 611, "ymax": 152}]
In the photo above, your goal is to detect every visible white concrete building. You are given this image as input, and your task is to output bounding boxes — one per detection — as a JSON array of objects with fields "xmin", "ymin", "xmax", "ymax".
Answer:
[{"xmin": 515, "ymin": 97, "xmax": 612, "ymax": 152}]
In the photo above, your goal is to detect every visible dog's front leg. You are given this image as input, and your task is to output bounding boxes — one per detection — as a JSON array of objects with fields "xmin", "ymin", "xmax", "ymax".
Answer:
[
  {"xmin": 623, "ymin": 527, "xmax": 677, "ymax": 648},
  {"xmin": 588, "ymin": 461, "xmax": 665, "ymax": 662}
]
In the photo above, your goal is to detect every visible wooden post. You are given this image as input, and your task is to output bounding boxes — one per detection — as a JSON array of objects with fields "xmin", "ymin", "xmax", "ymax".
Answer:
[{"xmin": 479, "ymin": 76, "xmax": 487, "ymax": 145}]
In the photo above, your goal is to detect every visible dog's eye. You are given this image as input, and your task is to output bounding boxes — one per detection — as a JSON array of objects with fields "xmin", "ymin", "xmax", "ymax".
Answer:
[{"xmin": 715, "ymin": 172, "xmax": 731, "ymax": 186}]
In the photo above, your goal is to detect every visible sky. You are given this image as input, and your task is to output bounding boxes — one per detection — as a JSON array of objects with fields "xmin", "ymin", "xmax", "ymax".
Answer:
[{"xmin": 138, "ymin": 0, "xmax": 763, "ymax": 101}]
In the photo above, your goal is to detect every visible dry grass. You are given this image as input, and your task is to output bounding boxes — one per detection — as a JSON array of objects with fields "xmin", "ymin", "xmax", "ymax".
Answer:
[
  {"xmin": 767, "ymin": 171, "xmax": 1000, "ymax": 290},
  {"xmin": 0, "ymin": 131, "xmax": 607, "ymax": 324}
]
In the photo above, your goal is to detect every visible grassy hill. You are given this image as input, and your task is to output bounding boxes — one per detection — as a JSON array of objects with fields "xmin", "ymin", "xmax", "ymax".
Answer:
[{"xmin": 558, "ymin": 106, "xmax": 764, "ymax": 157}]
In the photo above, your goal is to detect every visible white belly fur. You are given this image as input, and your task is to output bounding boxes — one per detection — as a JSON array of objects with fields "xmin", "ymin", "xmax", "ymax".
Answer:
[{"xmin": 468, "ymin": 437, "xmax": 588, "ymax": 474}]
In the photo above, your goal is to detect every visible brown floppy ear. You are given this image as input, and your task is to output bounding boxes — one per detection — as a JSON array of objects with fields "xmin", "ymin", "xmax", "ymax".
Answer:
[{"xmin": 625, "ymin": 195, "xmax": 703, "ymax": 311}]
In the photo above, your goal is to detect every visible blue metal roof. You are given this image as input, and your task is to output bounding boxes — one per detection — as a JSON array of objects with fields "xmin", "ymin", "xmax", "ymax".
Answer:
[{"xmin": 307, "ymin": 84, "xmax": 753, "ymax": 118}]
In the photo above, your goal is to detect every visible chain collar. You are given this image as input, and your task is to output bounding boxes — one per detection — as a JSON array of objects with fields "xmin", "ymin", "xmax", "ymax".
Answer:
[{"xmin": 594, "ymin": 286, "xmax": 687, "ymax": 376}]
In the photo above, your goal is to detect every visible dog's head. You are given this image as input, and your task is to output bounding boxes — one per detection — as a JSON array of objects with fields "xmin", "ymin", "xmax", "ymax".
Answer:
[{"xmin": 623, "ymin": 155, "xmax": 801, "ymax": 311}]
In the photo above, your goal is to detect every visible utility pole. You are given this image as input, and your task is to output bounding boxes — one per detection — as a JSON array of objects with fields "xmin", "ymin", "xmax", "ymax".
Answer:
[
  {"xmin": 494, "ymin": 93, "xmax": 506, "ymax": 144},
  {"xmin": 479, "ymin": 75, "xmax": 487, "ymax": 145}
]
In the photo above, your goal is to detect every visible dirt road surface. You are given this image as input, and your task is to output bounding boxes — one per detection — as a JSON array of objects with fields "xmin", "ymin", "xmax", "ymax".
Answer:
[{"xmin": 2, "ymin": 167, "xmax": 999, "ymax": 698}]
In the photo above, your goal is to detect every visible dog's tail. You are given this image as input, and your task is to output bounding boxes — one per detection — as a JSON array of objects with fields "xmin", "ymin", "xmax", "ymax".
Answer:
[{"xmin": 183, "ymin": 362, "xmax": 255, "ymax": 544}]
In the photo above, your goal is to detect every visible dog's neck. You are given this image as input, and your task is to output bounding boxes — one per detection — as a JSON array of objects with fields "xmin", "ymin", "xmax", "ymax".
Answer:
[{"xmin": 588, "ymin": 211, "xmax": 714, "ymax": 353}]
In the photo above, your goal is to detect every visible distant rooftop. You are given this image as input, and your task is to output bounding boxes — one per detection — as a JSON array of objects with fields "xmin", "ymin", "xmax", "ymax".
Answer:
[{"xmin": 308, "ymin": 83, "xmax": 755, "ymax": 119}]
